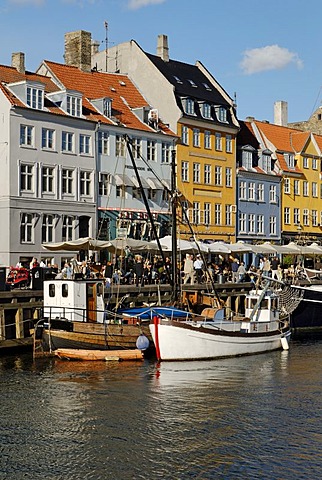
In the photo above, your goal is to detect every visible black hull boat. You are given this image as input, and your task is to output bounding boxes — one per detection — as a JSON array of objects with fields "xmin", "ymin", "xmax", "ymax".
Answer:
[{"xmin": 290, "ymin": 285, "xmax": 322, "ymax": 335}]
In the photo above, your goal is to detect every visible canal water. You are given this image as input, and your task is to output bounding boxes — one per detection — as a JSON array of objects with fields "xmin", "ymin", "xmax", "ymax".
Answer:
[{"xmin": 0, "ymin": 337, "xmax": 321, "ymax": 480}]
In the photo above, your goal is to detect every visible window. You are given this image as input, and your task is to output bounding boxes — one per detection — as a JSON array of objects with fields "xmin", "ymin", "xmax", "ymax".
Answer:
[
  {"xmin": 184, "ymin": 98, "xmax": 195, "ymax": 115},
  {"xmin": 312, "ymin": 182, "xmax": 318, "ymax": 197},
  {"xmin": 147, "ymin": 140, "xmax": 157, "ymax": 161},
  {"xmin": 214, "ymin": 204, "xmax": 221, "ymax": 225},
  {"xmin": 204, "ymin": 130, "xmax": 211, "ymax": 149},
  {"xmin": 42, "ymin": 167, "xmax": 54, "ymax": 193},
  {"xmin": 204, "ymin": 164, "xmax": 211, "ymax": 184},
  {"xmin": 257, "ymin": 183, "xmax": 264, "ymax": 202},
  {"xmin": 193, "ymin": 163, "xmax": 200, "ymax": 183},
  {"xmin": 225, "ymin": 205, "xmax": 232, "ymax": 226},
  {"xmin": 62, "ymin": 131, "xmax": 74, "ymax": 153},
  {"xmin": 294, "ymin": 208, "xmax": 300, "ymax": 225},
  {"xmin": 303, "ymin": 209, "xmax": 309, "ymax": 226},
  {"xmin": 103, "ymin": 98, "xmax": 112, "ymax": 117},
  {"xmin": 204, "ymin": 203, "xmax": 211, "ymax": 226},
  {"xmin": 26, "ymin": 86, "xmax": 43, "ymax": 109},
  {"xmin": 284, "ymin": 177, "xmax": 291, "ymax": 194},
  {"xmin": 226, "ymin": 135, "xmax": 232, "ymax": 153},
  {"xmin": 42, "ymin": 214, "xmax": 54, "ymax": 243},
  {"xmin": 270, "ymin": 185, "xmax": 277, "ymax": 203},
  {"xmin": 303, "ymin": 157, "xmax": 309, "ymax": 168},
  {"xmin": 243, "ymin": 150, "xmax": 253, "ymax": 169},
  {"xmin": 80, "ymin": 171, "xmax": 91, "ymax": 196},
  {"xmin": 312, "ymin": 210, "xmax": 318, "ymax": 227},
  {"xmin": 225, "ymin": 167, "xmax": 232, "ymax": 187},
  {"xmin": 269, "ymin": 216, "xmax": 277, "ymax": 235},
  {"xmin": 294, "ymin": 180, "xmax": 299, "ymax": 195},
  {"xmin": 284, "ymin": 207, "xmax": 290, "ymax": 225},
  {"xmin": 20, "ymin": 125, "xmax": 34, "ymax": 147},
  {"xmin": 202, "ymin": 103, "xmax": 212, "ymax": 119},
  {"xmin": 42, "ymin": 128, "xmax": 55, "ymax": 149},
  {"xmin": 249, "ymin": 182, "xmax": 255, "ymax": 201},
  {"xmin": 284, "ymin": 154, "xmax": 295, "ymax": 169},
  {"xmin": 261, "ymin": 153, "xmax": 271, "ymax": 172},
  {"xmin": 20, "ymin": 213, "xmax": 33, "ymax": 243},
  {"xmin": 192, "ymin": 202, "xmax": 200, "ymax": 224},
  {"xmin": 312, "ymin": 158, "xmax": 318, "ymax": 170},
  {"xmin": 215, "ymin": 133, "xmax": 222, "ymax": 151},
  {"xmin": 240, "ymin": 181, "xmax": 247, "ymax": 200},
  {"xmin": 99, "ymin": 173, "xmax": 110, "ymax": 196},
  {"xmin": 181, "ymin": 126, "xmax": 189, "ymax": 145},
  {"xmin": 20, "ymin": 164, "xmax": 33, "ymax": 192},
  {"xmin": 62, "ymin": 216, "xmax": 73, "ymax": 241},
  {"xmin": 217, "ymin": 107, "xmax": 227, "ymax": 122},
  {"xmin": 116, "ymin": 185, "xmax": 125, "ymax": 198},
  {"xmin": 181, "ymin": 200, "xmax": 188, "ymax": 224},
  {"xmin": 193, "ymin": 128, "xmax": 200, "ymax": 147},
  {"xmin": 116, "ymin": 135, "xmax": 126, "ymax": 157},
  {"xmin": 98, "ymin": 132, "xmax": 109, "ymax": 155},
  {"xmin": 239, "ymin": 213, "xmax": 246, "ymax": 233},
  {"xmin": 257, "ymin": 215, "xmax": 264, "ymax": 234},
  {"xmin": 66, "ymin": 95, "xmax": 81, "ymax": 117},
  {"xmin": 62, "ymin": 169, "xmax": 73, "ymax": 195},
  {"xmin": 161, "ymin": 142, "xmax": 171, "ymax": 163},
  {"xmin": 132, "ymin": 138, "xmax": 142, "ymax": 159},
  {"xmin": 181, "ymin": 161, "xmax": 189, "ymax": 182},
  {"xmin": 215, "ymin": 166, "xmax": 222, "ymax": 186},
  {"xmin": 79, "ymin": 134, "xmax": 91, "ymax": 155},
  {"xmin": 303, "ymin": 181, "xmax": 309, "ymax": 197},
  {"xmin": 248, "ymin": 214, "xmax": 255, "ymax": 233}
]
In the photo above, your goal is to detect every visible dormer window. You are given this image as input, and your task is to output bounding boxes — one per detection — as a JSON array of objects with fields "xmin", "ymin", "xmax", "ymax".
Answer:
[
  {"xmin": 66, "ymin": 95, "xmax": 81, "ymax": 117},
  {"xmin": 259, "ymin": 149, "xmax": 272, "ymax": 172},
  {"xmin": 183, "ymin": 98, "xmax": 195, "ymax": 115},
  {"xmin": 202, "ymin": 82, "xmax": 212, "ymax": 91},
  {"xmin": 241, "ymin": 146, "xmax": 255, "ymax": 169},
  {"xmin": 202, "ymin": 103, "xmax": 212, "ymax": 119},
  {"xmin": 187, "ymin": 79, "xmax": 197, "ymax": 88},
  {"xmin": 7, "ymin": 80, "xmax": 45, "ymax": 110},
  {"xmin": 90, "ymin": 97, "xmax": 112, "ymax": 118},
  {"xmin": 284, "ymin": 153, "xmax": 295, "ymax": 169},
  {"xmin": 173, "ymin": 75, "xmax": 182, "ymax": 84},
  {"xmin": 26, "ymin": 85, "xmax": 43, "ymax": 110},
  {"xmin": 216, "ymin": 106, "xmax": 227, "ymax": 122},
  {"xmin": 103, "ymin": 98, "xmax": 112, "ymax": 117}
]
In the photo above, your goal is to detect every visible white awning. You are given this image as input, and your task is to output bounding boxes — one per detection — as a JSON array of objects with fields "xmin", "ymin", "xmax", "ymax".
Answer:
[
  {"xmin": 161, "ymin": 179, "xmax": 171, "ymax": 190},
  {"xmin": 114, "ymin": 174, "xmax": 134, "ymax": 187},
  {"xmin": 131, "ymin": 176, "xmax": 150, "ymax": 189},
  {"xmin": 147, "ymin": 177, "xmax": 164, "ymax": 189}
]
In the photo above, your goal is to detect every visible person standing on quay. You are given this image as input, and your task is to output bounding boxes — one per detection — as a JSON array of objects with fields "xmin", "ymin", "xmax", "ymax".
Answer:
[
  {"xmin": 134, "ymin": 255, "xmax": 144, "ymax": 287},
  {"xmin": 194, "ymin": 254, "xmax": 204, "ymax": 283},
  {"xmin": 183, "ymin": 254, "xmax": 195, "ymax": 284}
]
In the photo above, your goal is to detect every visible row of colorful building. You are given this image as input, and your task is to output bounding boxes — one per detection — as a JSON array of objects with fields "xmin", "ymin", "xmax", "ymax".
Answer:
[{"xmin": 0, "ymin": 29, "xmax": 321, "ymax": 267}]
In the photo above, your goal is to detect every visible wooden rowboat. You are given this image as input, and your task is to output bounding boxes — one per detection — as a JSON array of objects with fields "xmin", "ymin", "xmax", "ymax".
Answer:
[{"xmin": 54, "ymin": 347, "xmax": 144, "ymax": 361}]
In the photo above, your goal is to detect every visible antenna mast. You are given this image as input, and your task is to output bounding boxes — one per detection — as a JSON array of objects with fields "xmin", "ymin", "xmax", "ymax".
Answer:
[{"xmin": 104, "ymin": 20, "xmax": 108, "ymax": 72}]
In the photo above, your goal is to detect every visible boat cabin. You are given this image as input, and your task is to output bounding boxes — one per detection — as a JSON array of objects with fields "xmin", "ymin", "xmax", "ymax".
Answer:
[{"xmin": 43, "ymin": 279, "xmax": 105, "ymax": 323}]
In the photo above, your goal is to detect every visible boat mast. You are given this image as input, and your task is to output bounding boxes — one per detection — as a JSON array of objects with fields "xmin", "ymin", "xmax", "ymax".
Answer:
[
  {"xmin": 171, "ymin": 148, "xmax": 180, "ymax": 303},
  {"xmin": 124, "ymin": 135, "xmax": 173, "ymax": 286}
]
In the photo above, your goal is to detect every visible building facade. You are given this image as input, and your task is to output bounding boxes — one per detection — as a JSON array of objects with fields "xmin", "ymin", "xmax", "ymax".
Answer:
[{"xmin": 92, "ymin": 34, "xmax": 239, "ymax": 242}]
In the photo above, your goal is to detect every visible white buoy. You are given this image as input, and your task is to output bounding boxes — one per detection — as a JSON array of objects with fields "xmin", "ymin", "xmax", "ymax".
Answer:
[{"xmin": 281, "ymin": 336, "xmax": 289, "ymax": 350}]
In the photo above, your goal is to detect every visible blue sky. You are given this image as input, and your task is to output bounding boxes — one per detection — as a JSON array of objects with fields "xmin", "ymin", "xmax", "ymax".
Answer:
[{"xmin": 0, "ymin": 0, "xmax": 321, "ymax": 123}]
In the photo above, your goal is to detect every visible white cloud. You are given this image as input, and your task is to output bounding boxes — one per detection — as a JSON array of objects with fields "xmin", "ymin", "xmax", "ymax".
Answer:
[
  {"xmin": 240, "ymin": 44, "xmax": 303, "ymax": 74},
  {"xmin": 127, "ymin": 0, "xmax": 166, "ymax": 10}
]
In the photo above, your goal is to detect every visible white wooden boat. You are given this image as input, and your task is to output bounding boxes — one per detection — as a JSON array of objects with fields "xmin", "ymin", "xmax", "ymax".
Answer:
[{"xmin": 148, "ymin": 282, "xmax": 291, "ymax": 361}]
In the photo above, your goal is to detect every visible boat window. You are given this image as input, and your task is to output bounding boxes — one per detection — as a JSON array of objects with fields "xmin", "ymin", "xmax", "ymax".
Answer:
[
  {"xmin": 62, "ymin": 284, "xmax": 68, "ymax": 298},
  {"xmin": 271, "ymin": 298, "xmax": 277, "ymax": 310},
  {"xmin": 249, "ymin": 298, "xmax": 257, "ymax": 309},
  {"xmin": 49, "ymin": 284, "xmax": 55, "ymax": 297},
  {"xmin": 260, "ymin": 300, "xmax": 268, "ymax": 309}
]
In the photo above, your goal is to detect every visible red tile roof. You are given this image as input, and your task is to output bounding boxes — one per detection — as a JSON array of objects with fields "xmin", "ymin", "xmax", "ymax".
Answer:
[{"xmin": 43, "ymin": 61, "xmax": 174, "ymax": 134}]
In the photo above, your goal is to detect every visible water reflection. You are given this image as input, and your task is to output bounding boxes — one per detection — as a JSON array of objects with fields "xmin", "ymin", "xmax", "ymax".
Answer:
[{"xmin": 0, "ymin": 340, "xmax": 321, "ymax": 479}]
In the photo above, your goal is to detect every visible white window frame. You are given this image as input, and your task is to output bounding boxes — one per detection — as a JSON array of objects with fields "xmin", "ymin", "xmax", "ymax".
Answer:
[
  {"xmin": 79, "ymin": 134, "xmax": 91, "ymax": 155},
  {"xmin": 42, "ymin": 166, "xmax": 55, "ymax": 194},
  {"xmin": 193, "ymin": 163, "xmax": 200, "ymax": 183},
  {"xmin": 192, "ymin": 201, "xmax": 200, "ymax": 224},
  {"xmin": 249, "ymin": 182, "xmax": 255, "ymax": 201},
  {"xmin": 161, "ymin": 142, "xmax": 171, "ymax": 163},
  {"xmin": 204, "ymin": 164, "xmax": 211, "ymax": 184},
  {"xmin": 269, "ymin": 216, "xmax": 277, "ymax": 235},
  {"xmin": 181, "ymin": 161, "xmax": 189, "ymax": 182},
  {"xmin": 62, "ymin": 215, "xmax": 74, "ymax": 241},
  {"xmin": 240, "ymin": 181, "xmax": 247, "ymax": 200},
  {"xmin": 225, "ymin": 167, "xmax": 232, "ymax": 187},
  {"xmin": 20, "ymin": 124, "xmax": 34, "ymax": 147},
  {"xmin": 80, "ymin": 170, "xmax": 91, "ymax": 196},
  {"xmin": 294, "ymin": 208, "xmax": 300, "ymax": 225},
  {"xmin": 215, "ymin": 132, "xmax": 222, "ymax": 151},
  {"xmin": 303, "ymin": 181, "xmax": 309, "ymax": 197},
  {"xmin": 147, "ymin": 140, "xmax": 157, "ymax": 162},
  {"xmin": 181, "ymin": 126, "xmax": 189, "ymax": 145},
  {"xmin": 204, "ymin": 203, "xmax": 211, "ymax": 226},
  {"xmin": 98, "ymin": 132, "xmax": 110, "ymax": 155},
  {"xmin": 62, "ymin": 168, "xmax": 74, "ymax": 195},
  {"xmin": 66, "ymin": 95, "xmax": 81, "ymax": 117},
  {"xmin": 42, "ymin": 214, "xmax": 54, "ymax": 243},
  {"xmin": 239, "ymin": 213, "xmax": 246, "ymax": 233},
  {"xmin": 257, "ymin": 183, "xmax": 264, "ymax": 202},
  {"xmin": 270, "ymin": 184, "xmax": 277, "ymax": 202},
  {"xmin": 303, "ymin": 209, "xmax": 309, "ymax": 227},
  {"xmin": 257, "ymin": 215, "xmax": 264, "ymax": 234},
  {"xmin": 115, "ymin": 135, "xmax": 126, "ymax": 157},
  {"xmin": 62, "ymin": 131, "xmax": 74, "ymax": 153},
  {"xmin": 215, "ymin": 166, "xmax": 222, "ymax": 186},
  {"xmin": 226, "ymin": 134, "xmax": 232, "ymax": 153},
  {"xmin": 42, "ymin": 128, "xmax": 55, "ymax": 150},
  {"xmin": 284, "ymin": 207, "xmax": 290, "ymax": 225},
  {"xmin": 20, "ymin": 163, "xmax": 33, "ymax": 192},
  {"xmin": 204, "ymin": 130, "xmax": 211, "ymax": 149},
  {"xmin": 20, "ymin": 212, "xmax": 34, "ymax": 244},
  {"xmin": 214, "ymin": 204, "xmax": 221, "ymax": 225},
  {"xmin": 193, "ymin": 128, "xmax": 200, "ymax": 147},
  {"xmin": 26, "ymin": 86, "xmax": 43, "ymax": 110}
]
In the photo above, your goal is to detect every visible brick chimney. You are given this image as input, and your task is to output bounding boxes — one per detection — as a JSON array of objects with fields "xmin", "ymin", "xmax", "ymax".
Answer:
[
  {"xmin": 274, "ymin": 101, "xmax": 288, "ymax": 126},
  {"xmin": 157, "ymin": 34, "xmax": 169, "ymax": 62},
  {"xmin": 11, "ymin": 52, "xmax": 25, "ymax": 74},
  {"xmin": 64, "ymin": 30, "xmax": 92, "ymax": 72}
]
